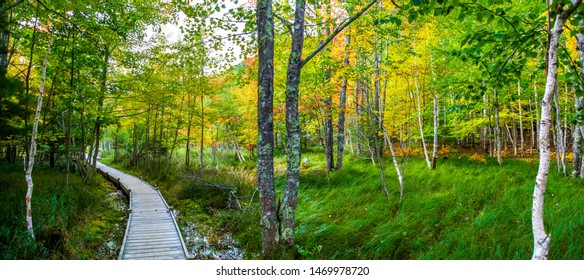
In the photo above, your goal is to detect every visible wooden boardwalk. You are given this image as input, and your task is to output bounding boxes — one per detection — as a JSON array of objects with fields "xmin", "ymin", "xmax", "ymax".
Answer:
[{"xmin": 96, "ymin": 161, "xmax": 188, "ymax": 260}]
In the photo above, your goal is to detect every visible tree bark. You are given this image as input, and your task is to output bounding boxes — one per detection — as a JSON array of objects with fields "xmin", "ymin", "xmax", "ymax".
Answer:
[
  {"xmin": 494, "ymin": 88, "xmax": 502, "ymax": 165},
  {"xmin": 23, "ymin": 13, "xmax": 39, "ymax": 165},
  {"xmin": 413, "ymin": 35, "xmax": 431, "ymax": 169},
  {"xmin": 336, "ymin": 35, "xmax": 350, "ymax": 170},
  {"xmin": 92, "ymin": 47, "xmax": 109, "ymax": 174},
  {"xmin": 573, "ymin": 19, "xmax": 584, "ymax": 177},
  {"xmin": 532, "ymin": 0, "xmax": 581, "ymax": 260},
  {"xmin": 281, "ymin": 0, "xmax": 377, "ymax": 255},
  {"xmin": 432, "ymin": 93, "xmax": 439, "ymax": 169},
  {"xmin": 518, "ymin": 80, "xmax": 525, "ymax": 156},
  {"xmin": 186, "ymin": 101, "xmax": 192, "ymax": 166},
  {"xmin": 0, "ymin": 0, "xmax": 9, "ymax": 79},
  {"xmin": 200, "ymin": 94, "xmax": 205, "ymax": 176},
  {"xmin": 553, "ymin": 86, "xmax": 566, "ymax": 176},
  {"xmin": 256, "ymin": 0, "xmax": 278, "ymax": 257},
  {"xmin": 281, "ymin": 0, "xmax": 307, "ymax": 253},
  {"xmin": 322, "ymin": 16, "xmax": 335, "ymax": 172},
  {"xmin": 25, "ymin": 32, "xmax": 53, "ymax": 240}
]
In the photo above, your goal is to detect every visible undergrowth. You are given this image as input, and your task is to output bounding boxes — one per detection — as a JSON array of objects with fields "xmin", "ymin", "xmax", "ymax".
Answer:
[
  {"xmin": 102, "ymin": 148, "xmax": 584, "ymax": 260},
  {"xmin": 0, "ymin": 163, "xmax": 126, "ymax": 259}
]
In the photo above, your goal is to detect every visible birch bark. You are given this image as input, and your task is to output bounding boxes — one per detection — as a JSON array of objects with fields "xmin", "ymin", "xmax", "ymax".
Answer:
[
  {"xmin": 532, "ymin": 0, "xmax": 581, "ymax": 260},
  {"xmin": 25, "ymin": 32, "xmax": 53, "ymax": 240}
]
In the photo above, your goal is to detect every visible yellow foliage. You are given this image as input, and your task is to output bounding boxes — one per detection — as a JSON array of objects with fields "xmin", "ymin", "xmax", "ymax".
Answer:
[
  {"xmin": 438, "ymin": 147, "xmax": 450, "ymax": 156},
  {"xmin": 470, "ymin": 153, "xmax": 487, "ymax": 164},
  {"xmin": 566, "ymin": 153, "xmax": 574, "ymax": 163}
]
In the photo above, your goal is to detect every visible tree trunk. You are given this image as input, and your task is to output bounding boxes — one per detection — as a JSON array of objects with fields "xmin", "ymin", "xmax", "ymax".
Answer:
[
  {"xmin": 554, "ymin": 87, "xmax": 566, "ymax": 176},
  {"xmin": 256, "ymin": 0, "xmax": 278, "ymax": 258},
  {"xmin": 25, "ymin": 32, "xmax": 53, "ymax": 240},
  {"xmin": 534, "ymin": 81, "xmax": 540, "ymax": 151},
  {"xmin": 518, "ymin": 80, "xmax": 525, "ymax": 156},
  {"xmin": 322, "ymin": 20, "xmax": 335, "ymax": 172},
  {"xmin": 92, "ymin": 48, "xmax": 109, "ymax": 174},
  {"xmin": 432, "ymin": 93, "xmax": 439, "ymax": 169},
  {"xmin": 281, "ymin": 0, "xmax": 376, "ymax": 256},
  {"xmin": 573, "ymin": 19, "xmax": 584, "ymax": 177},
  {"xmin": 0, "ymin": 0, "xmax": 9, "ymax": 79},
  {"xmin": 66, "ymin": 30, "xmax": 75, "ymax": 187},
  {"xmin": 367, "ymin": 96, "xmax": 389, "ymax": 202},
  {"xmin": 281, "ymin": 0, "xmax": 307, "ymax": 253},
  {"xmin": 532, "ymin": 0, "xmax": 581, "ymax": 260},
  {"xmin": 23, "ymin": 14, "xmax": 39, "ymax": 165},
  {"xmin": 494, "ymin": 88, "xmax": 502, "ymax": 165},
  {"xmin": 186, "ymin": 100, "xmax": 193, "ymax": 166},
  {"xmin": 336, "ymin": 35, "xmax": 350, "ymax": 170},
  {"xmin": 382, "ymin": 126, "xmax": 404, "ymax": 200},
  {"xmin": 413, "ymin": 35, "xmax": 431, "ymax": 169},
  {"xmin": 200, "ymin": 95, "xmax": 205, "ymax": 176}
]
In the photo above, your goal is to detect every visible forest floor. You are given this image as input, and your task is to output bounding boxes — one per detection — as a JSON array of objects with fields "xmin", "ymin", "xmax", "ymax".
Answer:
[
  {"xmin": 101, "ymin": 147, "xmax": 584, "ymax": 260},
  {"xmin": 0, "ymin": 163, "xmax": 127, "ymax": 259}
]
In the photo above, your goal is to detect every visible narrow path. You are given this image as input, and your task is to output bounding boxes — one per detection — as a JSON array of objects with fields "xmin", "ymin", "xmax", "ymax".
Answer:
[{"xmin": 96, "ymin": 161, "xmax": 188, "ymax": 260}]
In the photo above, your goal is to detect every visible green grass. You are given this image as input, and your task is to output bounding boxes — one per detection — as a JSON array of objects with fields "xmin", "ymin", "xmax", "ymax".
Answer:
[
  {"xmin": 0, "ymin": 163, "xmax": 126, "ymax": 259},
  {"xmin": 292, "ymin": 154, "xmax": 584, "ymax": 259},
  {"xmin": 101, "ymin": 148, "xmax": 584, "ymax": 260}
]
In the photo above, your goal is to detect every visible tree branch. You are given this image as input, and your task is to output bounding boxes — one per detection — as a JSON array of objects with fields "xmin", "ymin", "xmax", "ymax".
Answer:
[
  {"xmin": 471, "ymin": 3, "xmax": 520, "ymax": 36},
  {"xmin": 274, "ymin": 13, "xmax": 293, "ymax": 38},
  {"xmin": 300, "ymin": 0, "xmax": 377, "ymax": 68},
  {"xmin": 0, "ymin": 0, "xmax": 23, "ymax": 15}
]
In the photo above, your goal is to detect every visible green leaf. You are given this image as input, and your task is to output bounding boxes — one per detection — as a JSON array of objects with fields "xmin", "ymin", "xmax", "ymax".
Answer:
[
  {"xmin": 389, "ymin": 16, "xmax": 403, "ymax": 26},
  {"xmin": 460, "ymin": 34, "xmax": 471, "ymax": 47}
]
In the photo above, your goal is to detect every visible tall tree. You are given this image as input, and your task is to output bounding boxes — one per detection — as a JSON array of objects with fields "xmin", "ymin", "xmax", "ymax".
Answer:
[
  {"xmin": 336, "ymin": 34, "xmax": 351, "ymax": 170},
  {"xmin": 256, "ymin": 0, "xmax": 278, "ymax": 257},
  {"xmin": 24, "ymin": 30, "xmax": 52, "ymax": 240},
  {"xmin": 531, "ymin": 0, "xmax": 581, "ymax": 260},
  {"xmin": 279, "ymin": 0, "xmax": 378, "ymax": 254}
]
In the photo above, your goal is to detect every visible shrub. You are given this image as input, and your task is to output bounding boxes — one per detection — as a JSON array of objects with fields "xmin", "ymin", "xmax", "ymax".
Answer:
[{"xmin": 469, "ymin": 153, "xmax": 487, "ymax": 164}]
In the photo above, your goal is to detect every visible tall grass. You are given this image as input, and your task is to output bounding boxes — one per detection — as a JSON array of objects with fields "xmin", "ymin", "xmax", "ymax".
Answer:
[
  {"xmin": 0, "ymin": 163, "xmax": 126, "ymax": 259},
  {"xmin": 293, "ymin": 154, "xmax": 584, "ymax": 259},
  {"xmin": 102, "ymin": 147, "xmax": 584, "ymax": 260}
]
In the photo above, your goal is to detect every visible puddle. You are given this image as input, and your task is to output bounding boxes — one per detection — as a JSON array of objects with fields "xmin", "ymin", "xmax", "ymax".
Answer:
[
  {"xmin": 106, "ymin": 190, "xmax": 128, "ymax": 212},
  {"xmin": 183, "ymin": 221, "xmax": 244, "ymax": 260}
]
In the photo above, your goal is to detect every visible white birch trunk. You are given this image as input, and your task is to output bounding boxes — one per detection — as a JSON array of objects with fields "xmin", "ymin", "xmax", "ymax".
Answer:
[
  {"xmin": 430, "ymin": 57, "xmax": 439, "ymax": 169},
  {"xmin": 518, "ymin": 80, "xmax": 524, "ymax": 156},
  {"xmin": 554, "ymin": 88, "xmax": 566, "ymax": 176},
  {"xmin": 535, "ymin": 82, "xmax": 540, "ymax": 152},
  {"xmin": 24, "ymin": 33, "xmax": 53, "ymax": 240},
  {"xmin": 532, "ymin": 0, "xmax": 581, "ymax": 259},
  {"xmin": 382, "ymin": 127, "xmax": 404, "ymax": 201},
  {"xmin": 432, "ymin": 94, "xmax": 439, "ymax": 169},
  {"xmin": 494, "ymin": 88, "xmax": 502, "ymax": 165},
  {"xmin": 574, "ymin": 20, "xmax": 584, "ymax": 177},
  {"xmin": 413, "ymin": 35, "xmax": 431, "ymax": 169}
]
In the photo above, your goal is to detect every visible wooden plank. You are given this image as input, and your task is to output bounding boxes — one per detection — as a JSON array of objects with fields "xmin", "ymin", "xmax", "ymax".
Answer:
[
  {"xmin": 124, "ymin": 243, "xmax": 183, "ymax": 251},
  {"xmin": 124, "ymin": 241, "xmax": 182, "ymax": 247},
  {"xmin": 123, "ymin": 251, "xmax": 185, "ymax": 259}
]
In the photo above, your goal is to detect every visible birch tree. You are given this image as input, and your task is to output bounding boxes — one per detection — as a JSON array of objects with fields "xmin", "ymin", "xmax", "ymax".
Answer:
[
  {"xmin": 531, "ymin": 0, "xmax": 581, "ymax": 260},
  {"xmin": 24, "ymin": 31, "xmax": 52, "ymax": 240},
  {"xmin": 573, "ymin": 18, "xmax": 584, "ymax": 177}
]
